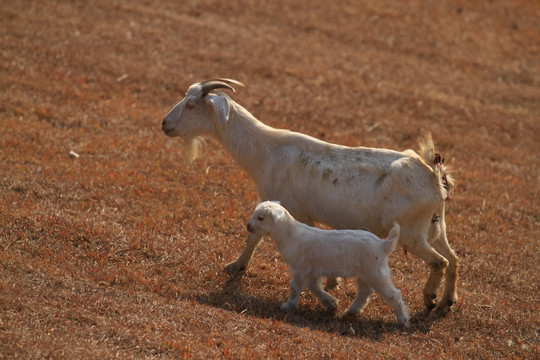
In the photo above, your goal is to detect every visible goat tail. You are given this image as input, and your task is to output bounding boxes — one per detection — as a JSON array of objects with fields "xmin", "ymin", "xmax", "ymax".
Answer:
[
  {"xmin": 419, "ymin": 133, "xmax": 456, "ymax": 201},
  {"xmin": 383, "ymin": 222, "xmax": 400, "ymax": 255}
]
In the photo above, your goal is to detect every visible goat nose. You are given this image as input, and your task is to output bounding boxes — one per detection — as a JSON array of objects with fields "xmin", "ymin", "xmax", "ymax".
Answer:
[
  {"xmin": 161, "ymin": 119, "xmax": 171, "ymax": 133},
  {"xmin": 247, "ymin": 223, "xmax": 253, "ymax": 233}
]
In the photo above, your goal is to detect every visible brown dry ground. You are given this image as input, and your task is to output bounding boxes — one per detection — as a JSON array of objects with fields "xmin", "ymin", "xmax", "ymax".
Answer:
[{"xmin": 1, "ymin": 0, "xmax": 539, "ymax": 358}]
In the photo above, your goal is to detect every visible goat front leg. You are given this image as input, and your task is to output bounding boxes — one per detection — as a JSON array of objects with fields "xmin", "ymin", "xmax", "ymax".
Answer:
[
  {"xmin": 281, "ymin": 273, "xmax": 306, "ymax": 312},
  {"xmin": 307, "ymin": 276, "xmax": 338, "ymax": 312},
  {"xmin": 224, "ymin": 232, "xmax": 263, "ymax": 273}
]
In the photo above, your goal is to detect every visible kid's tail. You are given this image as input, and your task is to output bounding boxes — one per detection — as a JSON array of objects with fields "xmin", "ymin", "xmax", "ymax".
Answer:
[{"xmin": 383, "ymin": 222, "xmax": 400, "ymax": 255}]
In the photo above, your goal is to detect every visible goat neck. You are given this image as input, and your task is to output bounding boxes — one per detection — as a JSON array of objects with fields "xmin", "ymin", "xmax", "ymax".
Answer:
[
  {"xmin": 268, "ymin": 215, "xmax": 307, "ymax": 258},
  {"xmin": 217, "ymin": 102, "xmax": 276, "ymax": 180}
]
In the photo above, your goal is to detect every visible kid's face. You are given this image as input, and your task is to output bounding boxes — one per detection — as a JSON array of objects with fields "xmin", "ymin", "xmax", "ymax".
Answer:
[{"xmin": 247, "ymin": 209, "xmax": 274, "ymax": 235}]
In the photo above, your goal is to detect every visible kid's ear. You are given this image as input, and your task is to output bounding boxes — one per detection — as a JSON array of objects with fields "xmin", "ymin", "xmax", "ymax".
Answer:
[
  {"xmin": 269, "ymin": 208, "xmax": 285, "ymax": 222},
  {"xmin": 205, "ymin": 95, "xmax": 230, "ymax": 124}
]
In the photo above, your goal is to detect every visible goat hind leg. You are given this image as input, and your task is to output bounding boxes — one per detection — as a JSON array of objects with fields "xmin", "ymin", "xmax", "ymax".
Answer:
[
  {"xmin": 406, "ymin": 236, "xmax": 449, "ymax": 310},
  {"xmin": 371, "ymin": 278, "xmax": 410, "ymax": 327},
  {"xmin": 346, "ymin": 278, "xmax": 374, "ymax": 316},
  {"xmin": 224, "ymin": 233, "xmax": 263, "ymax": 273},
  {"xmin": 431, "ymin": 222, "xmax": 459, "ymax": 312}
]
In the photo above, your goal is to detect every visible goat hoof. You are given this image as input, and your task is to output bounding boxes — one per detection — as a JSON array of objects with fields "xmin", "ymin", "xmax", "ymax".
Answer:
[
  {"xmin": 324, "ymin": 302, "xmax": 338, "ymax": 314},
  {"xmin": 424, "ymin": 293, "xmax": 437, "ymax": 310},
  {"xmin": 399, "ymin": 320, "xmax": 411, "ymax": 329},
  {"xmin": 436, "ymin": 296, "xmax": 456, "ymax": 313},
  {"xmin": 345, "ymin": 308, "xmax": 360, "ymax": 317},
  {"xmin": 280, "ymin": 303, "xmax": 298, "ymax": 312},
  {"xmin": 435, "ymin": 305, "xmax": 451, "ymax": 315},
  {"xmin": 439, "ymin": 293, "xmax": 457, "ymax": 307},
  {"xmin": 324, "ymin": 277, "xmax": 341, "ymax": 291},
  {"xmin": 224, "ymin": 262, "xmax": 246, "ymax": 274}
]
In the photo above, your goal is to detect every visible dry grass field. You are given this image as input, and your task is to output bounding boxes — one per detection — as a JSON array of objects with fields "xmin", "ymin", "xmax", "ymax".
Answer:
[{"xmin": 1, "ymin": 0, "xmax": 539, "ymax": 358}]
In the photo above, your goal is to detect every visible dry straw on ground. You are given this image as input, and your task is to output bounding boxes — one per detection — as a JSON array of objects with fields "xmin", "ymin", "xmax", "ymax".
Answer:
[{"xmin": 1, "ymin": 0, "xmax": 538, "ymax": 358}]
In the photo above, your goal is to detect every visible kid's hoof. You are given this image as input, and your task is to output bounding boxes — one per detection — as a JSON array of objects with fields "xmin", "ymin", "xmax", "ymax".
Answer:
[
  {"xmin": 324, "ymin": 277, "xmax": 341, "ymax": 290},
  {"xmin": 224, "ymin": 261, "xmax": 246, "ymax": 273},
  {"xmin": 280, "ymin": 303, "xmax": 298, "ymax": 312},
  {"xmin": 399, "ymin": 319, "xmax": 411, "ymax": 329},
  {"xmin": 325, "ymin": 302, "xmax": 338, "ymax": 314}
]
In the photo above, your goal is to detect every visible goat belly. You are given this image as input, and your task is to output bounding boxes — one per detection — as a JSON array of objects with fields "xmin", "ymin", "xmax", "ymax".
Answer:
[
  {"xmin": 303, "ymin": 250, "xmax": 370, "ymax": 278},
  {"xmin": 310, "ymin": 268, "xmax": 360, "ymax": 279}
]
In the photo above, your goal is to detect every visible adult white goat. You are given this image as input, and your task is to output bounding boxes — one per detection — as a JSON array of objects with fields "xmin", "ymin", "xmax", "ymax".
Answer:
[{"xmin": 161, "ymin": 78, "xmax": 458, "ymax": 312}]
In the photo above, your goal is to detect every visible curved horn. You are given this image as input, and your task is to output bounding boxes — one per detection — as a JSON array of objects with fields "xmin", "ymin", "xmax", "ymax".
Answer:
[{"xmin": 200, "ymin": 78, "xmax": 245, "ymax": 95}]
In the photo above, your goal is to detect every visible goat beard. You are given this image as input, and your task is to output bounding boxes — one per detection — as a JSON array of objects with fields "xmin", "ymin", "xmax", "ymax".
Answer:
[{"xmin": 185, "ymin": 136, "xmax": 206, "ymax": 162}]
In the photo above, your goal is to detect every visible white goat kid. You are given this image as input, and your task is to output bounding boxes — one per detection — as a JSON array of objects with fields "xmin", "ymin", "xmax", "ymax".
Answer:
[
  {"xmin": 162, "ymin": 78, "xmax": 457, "ymax": 312},
  {"xmin": 247, "ymin": 201, "xmax": 410, "ymax": 326}
]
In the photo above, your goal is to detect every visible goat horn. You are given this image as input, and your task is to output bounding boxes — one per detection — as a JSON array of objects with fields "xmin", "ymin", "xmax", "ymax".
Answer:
[{"xmin": 200, "ymin": 78, "xmax": 245, "ymax": 95}]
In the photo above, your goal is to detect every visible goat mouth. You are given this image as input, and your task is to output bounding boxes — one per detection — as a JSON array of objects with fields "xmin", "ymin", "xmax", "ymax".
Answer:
[{"xmin": 162, "ymin": 127, "xmax": 176, "ymax": 136}]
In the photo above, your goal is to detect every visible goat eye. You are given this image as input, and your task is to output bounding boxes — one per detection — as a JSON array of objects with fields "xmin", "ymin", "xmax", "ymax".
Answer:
[{"xmin": 257, "ymin": 215, "xmax": 264, "ymax": 221}]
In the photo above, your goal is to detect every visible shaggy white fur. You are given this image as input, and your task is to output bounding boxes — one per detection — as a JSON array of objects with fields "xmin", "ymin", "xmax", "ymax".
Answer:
[{"xmin": 247, "ymin": 201, "xmax": 410, "ymax": 327}]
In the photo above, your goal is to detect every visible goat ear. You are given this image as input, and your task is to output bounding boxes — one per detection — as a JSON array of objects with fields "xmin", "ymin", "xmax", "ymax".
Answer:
[
  {"xmin": 206, "ymin": 95, "xmax": 230, "ymax": 124},
  {"xmin": 269, "ymin": 208, "xmax": 285, "ymax": 222}
]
